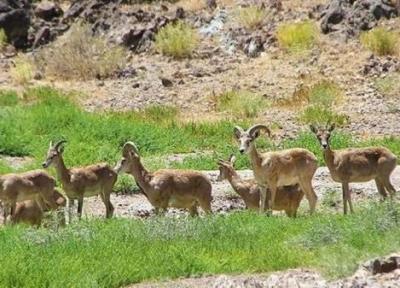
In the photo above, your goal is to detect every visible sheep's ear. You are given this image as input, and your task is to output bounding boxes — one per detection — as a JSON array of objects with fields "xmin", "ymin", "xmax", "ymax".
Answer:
[
  {"xmin": 328, "ymin": 123, "xmax": 336, "ymax": 132},
  {"xmin": 310, "ymin": 125, "xmax": 317, "ymax": 134},
  {"xmin": 229, "ymin": 155, "xmax": 236, "ymax": 164},
  {"xmin": 233, "ymin": 126, "xmax": 243, "ymax": 139}
]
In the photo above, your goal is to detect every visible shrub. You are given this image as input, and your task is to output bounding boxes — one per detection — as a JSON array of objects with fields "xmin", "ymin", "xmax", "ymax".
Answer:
[
  {"xmin": 299, "ymin": 105, "xmax": 349, "ymax": 126},
  {"xmin": 155, "ymin": 21, "xmax": 199, "ymax": 59},
  {"xmin": 178, "ymin": 0, "xmax": 206, "ymax": 11},
  {"xmin": 215, "ymin": 90, "xmax": 268, "ymax": 118},
  {"xmin": 34, "ymin": 22, "xmax": 126, "ymax": 80},
  {"xmin": 360, "ymin": 27, "xmax": 398, "ymax": 56},
  {"xmin": 0, "ymin": 90, "xmax": 19, "ymax": 106},
  {"xmin": 10, "ymin": 55, "xmax": 33, "ymax": 86},
  {"xmin": 375, "ymin": 73, "xmax": 400, "ymax": 98},
  {"xmin": 0, "ymin": 29, "xmax": 7, "ymax": 50},
  {"xmin": 277, "ymin": 21, "xmax": 319, "ymax": 52},
  {"xmin": 236, "ymin": 6, "xmax": 267, "ymax": 30},
  {"xmin": 308, "ymin": 80, "xmax": 342, "ymax": 107}
]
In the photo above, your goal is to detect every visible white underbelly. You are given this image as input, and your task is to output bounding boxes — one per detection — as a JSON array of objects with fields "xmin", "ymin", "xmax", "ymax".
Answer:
[{"xmin": 276, "ymin": 176, "xmax": 299, "ymax": 187}]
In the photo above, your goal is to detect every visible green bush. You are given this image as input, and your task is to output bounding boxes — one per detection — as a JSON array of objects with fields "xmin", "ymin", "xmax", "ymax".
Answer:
[
  {"xmin": 299, "ymin": 105, "xmax": 349, "ymax": 126},
  {"xmin": 215, "ymin": 90, "xmax": 268, "ymax": 118},
  {"xmin": 361, "ymin": 27, "xmax": 398, "ymax": 56},
  {"xmin": 277, "ymin": 21, "xmax": 319, "ymax": 53},
  {"xmin": 155, "ymin": 21, "xmax": 199, "ymax": 59}
]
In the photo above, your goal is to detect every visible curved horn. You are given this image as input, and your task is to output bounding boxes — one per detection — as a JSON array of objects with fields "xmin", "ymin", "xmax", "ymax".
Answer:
[
  {"xmin": 53, "ymin": 140, "xmax": 67, "ymax": 150},
  {"xmin": 247, "ymin": 124, "xmax": 271, "ymax": 137},
  {"xmin": 123, "ymin": 141, "xmax": 139, "ymax": 155}
]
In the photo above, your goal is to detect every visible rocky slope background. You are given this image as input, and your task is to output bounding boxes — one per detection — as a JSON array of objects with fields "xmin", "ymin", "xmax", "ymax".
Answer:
[{"xmin": 1, "ymin": 0, "xmax": 400, "ymax": 139}]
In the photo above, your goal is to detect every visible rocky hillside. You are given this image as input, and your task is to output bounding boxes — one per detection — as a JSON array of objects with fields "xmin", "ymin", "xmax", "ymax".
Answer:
[{"xmin": 1, "ymin": 0, "xmax": 400, "ymax": 139}]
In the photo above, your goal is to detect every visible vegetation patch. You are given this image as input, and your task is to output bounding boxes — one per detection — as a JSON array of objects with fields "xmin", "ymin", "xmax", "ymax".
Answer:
[
  {"xmin": 277, "ymin": 21, "xmax": 319, "ymax": 53},
  {"xmin": 155, "ymin": 21, "xmax": 199, "ymax": 59},
  {"xmin": 215, "ymin": 90, "xmax": 268, "ymax": 118},
  {"xmin": 10, "ymin": 55, "xmax": 34, "ymax": 87},
  {"xmin": 374, "ymin": 73, "xmax": 400, "ymax": 98},
  {"xmin": 0, "ymin": 90, "xmax": 19, "ymax": 107},
  {"xmin": 0, "ymin": 28, "xmax": 7, "ymax": 50},
  {"xmin": 34, "ymin": 22, "xmax": 126, "ymax": 80},
  {"xmin": 361, "ymin": 27, "xmax": 399, "ymax": 56},
  {"xmin": 0, "ymin": 203, "xmax": 399, "ymax": 287},
  {"xmin": 235, "ymin": 6, "xmax": 268, "ymax": 30},
  {"xmin": 299, "ymin": 105, "xmax": 349, "ymax": 127}
]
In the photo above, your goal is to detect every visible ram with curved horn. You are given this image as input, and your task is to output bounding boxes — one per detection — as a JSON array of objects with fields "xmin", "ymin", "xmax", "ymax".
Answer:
[
  {"xmin": 42, "ymin": 140, "xmax": 117, "ymax": 221},
  {"xmin": 114, "ymin": 141, "xmax": 212, "ymax": 216},
  {"xmin": 234, "ymin": 124, "xmax": 318, "ymax": 215}
]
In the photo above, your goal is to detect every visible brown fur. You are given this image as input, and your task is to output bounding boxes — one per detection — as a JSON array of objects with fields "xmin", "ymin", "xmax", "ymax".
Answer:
[
  {"xmin": 311, "ymin": 124, "xmax": 397, "ymax": 214},
  {"xmin": 43, "ymin": 141, "xmax": 117, "ymax": 220},
  {"xmin": 234, "ymin": 125, "xmax": 318, "ymax": 214},
  {"xmin": 115, "ymin": 142, "xmax": 212, "ymax": 216},
  {"xmin": 12, "ymin": 188, "xmax": 66, "ymax": 227},
  {"xmin": 217, "ymin": 157, "xmax": 304, "ymax": 217},
  {"xmin": 0, "ymin": 170, "xmax": 58, "ymax": 224}
]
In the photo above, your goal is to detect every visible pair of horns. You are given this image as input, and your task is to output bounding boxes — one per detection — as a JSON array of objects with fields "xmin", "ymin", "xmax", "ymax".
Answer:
[
  {"xmin": 123, "ymin": 141, "xmax": 139, "ymax": 155},
  {"xmin": 50, "ymin": 140, "xmax": 67, "ymax": 150},
  {"xmin": 234, "ymin": 124, "xmax": 271, "ymax": 137}
]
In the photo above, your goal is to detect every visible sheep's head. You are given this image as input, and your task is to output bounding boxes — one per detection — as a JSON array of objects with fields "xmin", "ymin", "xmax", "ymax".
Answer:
[
  {"xmin": 233, "ymin": 124, "xmax": 271, "ymax": 154},
  {"xmin": 217, "ymin": 155, "xmax": 236, "ymax": 181},
  {"xmin": 42, "ymin": 140, "xmax": 66, "ymax": 168},
  {"xmin": 310, "ymin": 124, "xmax": 335, "ymax": 150},
  {"xmin": 114, "ymin": 141, "xmax": 140, "ymax": 174}
]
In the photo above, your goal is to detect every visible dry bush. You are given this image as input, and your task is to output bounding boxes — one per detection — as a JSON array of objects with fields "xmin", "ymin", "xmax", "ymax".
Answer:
[
  {"xmin": 361, "ymin": 27, "xmax": 399, "ymax": 56},
  {"xmin": 155, "ymin": 21, "xmax": 199, "ymax": 59},
  {"xmin": 34, "ymin": 22, "xmax": 126, "ymax": 80},
  {"xmin": 178, "ymin": 0, "xmax": 206, "ymax": 11},
  {"xmin": 236, "ymin": 6, "xmax": 267, "ymax": 30},
  {"xmin": 277, "ymin": 21, "xmax": 319, "ymax": 53},
  {"xmin": 375, "ymin": 73, "xmax": 400, "ymax": 98},
  {"xmin": 10, "ymin": 55, "xmax": 33, "ymax": 87}
]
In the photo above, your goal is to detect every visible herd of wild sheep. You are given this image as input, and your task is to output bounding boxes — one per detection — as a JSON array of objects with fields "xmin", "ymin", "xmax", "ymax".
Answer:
[{"xmin": 0, "ymin": 124, "xmax": 397, "ymax": 227}]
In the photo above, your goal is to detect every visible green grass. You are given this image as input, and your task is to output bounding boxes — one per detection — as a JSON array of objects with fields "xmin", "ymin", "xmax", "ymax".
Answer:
[
  {"xmin": 0, "ymin": 87, "xmax": 399, "ymax": 187},
  {"xmin": 215, "ymin": 90, "xmax": 268, "ymax": 118},
  {"xmin": 375, "ymin": 73, "xmax": 400, "ymax": 98},
  {"xmin": 0, "ymin": 203, "xmax": 400, "ymax": 287},
  {"xmin": 155, "ymin": 21, "xmax": 199, "ymax": 59},
  {"xmin": 299, "ymin": 105, "xmax": 349, "ymax": 126},
  {"xmin": 361, "ymin": 27, "xmax": 399, "ymax": 56},
  {"xmin": 277, "ymin": 21, "xmax": 319, "ymax": 53}
]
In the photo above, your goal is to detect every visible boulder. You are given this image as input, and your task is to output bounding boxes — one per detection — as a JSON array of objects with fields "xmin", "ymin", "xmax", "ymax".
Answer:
[
  {"xmin": 34, "ymin": 2, "xmax": 63, "ymax": 21},
  {"xmin": 0, "ymin": 5, "xmax": 30, "ymax": 48}
]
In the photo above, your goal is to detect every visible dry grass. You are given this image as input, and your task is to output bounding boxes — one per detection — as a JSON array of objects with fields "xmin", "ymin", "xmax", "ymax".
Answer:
[
  {"xmin": 155, "ymin": 21, "xmax": 199, "ymax": 59},
  {"xmin": 277, "ymin": 21, "xmax": 319, "ymax": 53},
  {"xmin": 375, "ymin": 73, "xmax": 400, "ymax": 98},
  {"xmin": 178, "ymin": 0, "xmax": 206, "ymax": 11},
  {"xmin": 34, "ymin": 22, "xmax": 126, "ymax": 80},
  {"xmin": 10, "ymin": 55, "xmax": 34, "ymax": 87},
  {"xmin": 235, "ymin": 6, "xmax": 267, "ymax": 30},
  {"xmin": 214, "ymin": 90, "xmax": 268, "ymax": 118},
  {"xmin": 360, "ymin": 27, "xmax": 399, "ymax": 56},
  {"xmin": 0, "ymin": 29, "xmax": 7, "ymax": 50}
]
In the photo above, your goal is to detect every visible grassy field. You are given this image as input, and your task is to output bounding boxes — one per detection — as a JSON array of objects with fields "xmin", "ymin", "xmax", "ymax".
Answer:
[{"xmin": 0, "ymin": 202, "xmax": 399, "ymax": 287}]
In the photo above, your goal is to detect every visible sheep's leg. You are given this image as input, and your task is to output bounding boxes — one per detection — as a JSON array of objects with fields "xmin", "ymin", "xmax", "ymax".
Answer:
[
  {"xmin": 100, "ymin": 191, "xmax": 114, "ymax": 218},
  {"xmin": 77, "ymin": 196, "xmax": 84, "ymax": 219},
  {"xmin": 342, "ymin": 183, "xmax": 349, "ymax": 215},
  {"xmin": 267, "ymin": 185, "xmax": 276, "ymax": 216},
  {"xmin": 259, "ymin": 186, "xmax": 268, "ymax": 214},
  {"xmin": 65, "ymin": 197, "xmax": 73, "ymax": 225},
  {"xmin": 299, "ymin": 180, "xmax": 317, "ymax": 214},
  {"xmin": 189, "ymin": 204, "xmax": 199, "ymax": 217},
  {"xmin": 375, "ymin": 178, "xmax": 387, "ymax": 200},
  {"xmin": 382, "ymin": 177, "xmax": 397, "ymax": 198},
  {"xmin": 347, "ymin": 185, "xmax": 354, "ymax": 214}
]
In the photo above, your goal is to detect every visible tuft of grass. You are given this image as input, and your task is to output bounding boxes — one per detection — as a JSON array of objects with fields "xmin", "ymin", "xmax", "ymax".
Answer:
[
  {"xmin": 307, "ymin": 81, "xmax": 342, "ymax": 107},
  {"xmin": 0, "ymin": 90, "xmax": 19, "ymax": 106},
  {"xmin": 140, "ymin": 105, "xmax": 179, "ymax": 123},
  {"xmin": 10, "ymin": 55, "xmax": 34, "ymax": 87},
  {"xmin": 0, "ymin": 28, "xmax": 7, "ymax": 50},
  {"xmin": 360, "ymin": 27, "xmax": 399, "ymax": 56},
  {"xmin": 277, "ymin": 21, "xmax": 319, "ymax": 53},
  {"xmin": 155, "ymin": 21, "xmax": 199, "ymax": 59},
  {"xmin": 215, "ymin": 90, "xmax": 268, "ymax": 118},
  {"xmin": 34, "ymin": 22, "xmax": 126, "ymax": 80},
  {"xmin": 299, "ymin": 105, "xmax": 349, "ymax": 126},
  {"xmin": 0, "ymin": 204, "xmax": 400, "ymax": 287},
  {"xmin": 374, "ymin": 73, "xmax": 400, "ymax": 98},
  {"xmin": 236, "ymin": 6, "xmax": 267, "ymax": 30}
]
